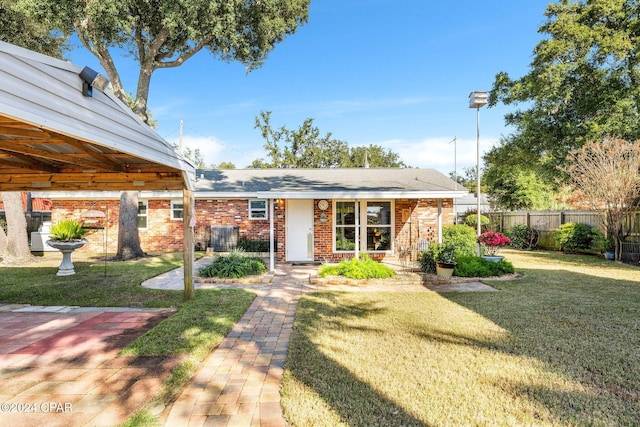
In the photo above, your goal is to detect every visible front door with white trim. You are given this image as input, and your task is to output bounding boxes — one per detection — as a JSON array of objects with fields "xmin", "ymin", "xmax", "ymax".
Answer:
[{"xmin": 286, "ymin": 199, "xmax": 314, "ymax": 261}]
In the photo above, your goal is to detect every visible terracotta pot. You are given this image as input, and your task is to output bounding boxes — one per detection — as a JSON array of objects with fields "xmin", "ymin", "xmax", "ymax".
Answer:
[{"xmin": 435, "ymin": 262, "xmax": 456, "ymax": 278}]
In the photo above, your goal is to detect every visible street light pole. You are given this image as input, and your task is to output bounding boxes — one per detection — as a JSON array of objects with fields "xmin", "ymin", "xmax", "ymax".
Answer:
[
  {"xmin": 469, "ymin": 91, "xmax": 488, "ymax": 256},
  {"xmin": 449, "ymin": 136, "xmax": 457, "ymax": 223}
]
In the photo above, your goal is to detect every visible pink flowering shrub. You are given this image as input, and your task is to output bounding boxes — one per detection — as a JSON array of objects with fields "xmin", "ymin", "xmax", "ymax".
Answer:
[{"xmin": 478, "ymin": 231, "xmax": 510, "ymax": 256}]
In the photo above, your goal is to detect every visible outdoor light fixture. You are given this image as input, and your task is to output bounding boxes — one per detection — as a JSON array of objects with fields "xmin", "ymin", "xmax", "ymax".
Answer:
[
  {"xmin": 469, "ymin": 91, "xmax": 488, "ymax": 256},
  {"xmin": 79, "ymin": 66, "xmax": 109, "ymax": 97}
]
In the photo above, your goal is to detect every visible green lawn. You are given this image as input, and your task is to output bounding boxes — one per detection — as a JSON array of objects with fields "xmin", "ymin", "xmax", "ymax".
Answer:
[
  {"xmin": 0, "ymin": 252, "xmax": 189, "ymax": 307},
  {"xmin": 282, "ymin": 250, "xmax": 640, "ymax": 426}
]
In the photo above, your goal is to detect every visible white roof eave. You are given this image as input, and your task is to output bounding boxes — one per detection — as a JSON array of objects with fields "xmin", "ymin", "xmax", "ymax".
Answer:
[{"xmin": 256, "ymin": 190, "xmax": 469, "ymax": 199}]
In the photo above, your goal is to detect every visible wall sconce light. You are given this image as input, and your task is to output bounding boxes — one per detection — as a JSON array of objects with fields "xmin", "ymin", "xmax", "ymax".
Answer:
[{"xmin": 79, "ymin": 66, "xmax": 110, "ymax": 97}]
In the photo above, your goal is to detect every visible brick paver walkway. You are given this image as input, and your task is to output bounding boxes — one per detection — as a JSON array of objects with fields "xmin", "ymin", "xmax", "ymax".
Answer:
[{"xmin": 159, "ymin": 265, "xmax": 315, "ymax": 427}]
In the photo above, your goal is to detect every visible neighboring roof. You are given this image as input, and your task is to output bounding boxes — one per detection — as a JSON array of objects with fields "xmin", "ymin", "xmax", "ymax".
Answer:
[
  {"xmin": 0, "ymin": 193, "xmax": 51, "ymax": 211},
  {"xmin": 0, "ymin": 41, "xmax": 194, "ymax": 192},
  {"xmin": 195, "ymin": 168, "xmax": 467, "ymax": 199},
  {"xmin": 453, "ymin": 193, "xmax": 490, "ymax": 214}
]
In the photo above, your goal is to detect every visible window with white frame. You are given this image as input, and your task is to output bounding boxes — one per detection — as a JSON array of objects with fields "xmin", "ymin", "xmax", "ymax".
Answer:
[
  {"xmin": 171, "ymin": 200, "xmax": 184, "ymax": 219},
  {"xmin": 137, "ymin": 200, "xmax": 148, "ymax": 229},
  {"xmin": 249, "ymin": 199, "xmax": 268, "ymax": 219},
  {"xmin": 335, "ymin": 201, "xmax": 356, "ymax": 251},
  {"xmin": 334, "ymin": 200, "xmax": 393, "ymax": 252},
  {"xmin": 366, "ymin": 201, "xmax": 392, "ymax": 251}
]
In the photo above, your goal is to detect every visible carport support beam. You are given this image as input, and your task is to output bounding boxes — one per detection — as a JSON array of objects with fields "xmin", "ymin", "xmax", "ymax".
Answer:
[{"xmin": 183, "ymin": 189, "xmax": 195, "ymax": 300}]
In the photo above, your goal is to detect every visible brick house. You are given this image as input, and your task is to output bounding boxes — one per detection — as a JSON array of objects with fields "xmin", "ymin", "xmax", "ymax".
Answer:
[{"xmin": 35, "ymin": 168, "xmax": 466, "ymax": 265}]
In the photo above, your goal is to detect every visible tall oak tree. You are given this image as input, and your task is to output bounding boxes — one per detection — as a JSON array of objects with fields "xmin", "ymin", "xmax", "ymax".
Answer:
[
  {"xmin": 12, "ymin": 0, "xmax": 310, "ymax": 259},
  {"xmin": 487, "ymin": 0, "xmax": 640, "ymax": 197}
]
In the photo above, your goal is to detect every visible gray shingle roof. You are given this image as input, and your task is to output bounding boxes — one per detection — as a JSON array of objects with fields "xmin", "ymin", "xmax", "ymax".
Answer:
[{"xmin": 195, "ymin": 168, "xmax": 466, "ymax": 199}]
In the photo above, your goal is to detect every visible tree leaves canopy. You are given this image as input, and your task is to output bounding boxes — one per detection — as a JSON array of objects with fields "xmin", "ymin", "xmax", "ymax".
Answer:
[
  {"xmin": 488, "ymin": 0, "xmax": 640, "ymax": 186},
  {"xmin": 0, "ymin": 0, "xmax": 68, "ymax": 57},
  {"xmin": 252, "ymin": 111, "xmax": 407, "ymax": 168},
  {"xmin": 11, "ymin": 0, "xmax": 311, "ymax": 121}
]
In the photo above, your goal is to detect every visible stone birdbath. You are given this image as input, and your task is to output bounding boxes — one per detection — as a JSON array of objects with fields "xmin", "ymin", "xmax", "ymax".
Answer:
[
  {"xmin": 46, "ymin": 240, "xmax": 87, "ymax": 276},
  {"xmin": 45, "ymin": 219, "xmax": 90, "ymax": 276}
]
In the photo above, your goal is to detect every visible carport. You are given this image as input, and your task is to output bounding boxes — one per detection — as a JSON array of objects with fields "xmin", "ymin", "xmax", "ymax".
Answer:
[{"xmin": 0, "ymin": 41, "xmax": 197, "ymax": 299}]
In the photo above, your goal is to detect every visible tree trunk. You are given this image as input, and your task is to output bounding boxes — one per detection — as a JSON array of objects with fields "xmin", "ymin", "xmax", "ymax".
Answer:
[
  {"xmin": 115, "ymin": 191, "xmax": 145, "ymax": 260},
  {"xmin": 0, "ymin": 218, "xmax": 7, "ymax": 256},
  {"xmin": 0, "ymin": 192, "xmax": 33, "ymax": 264}
]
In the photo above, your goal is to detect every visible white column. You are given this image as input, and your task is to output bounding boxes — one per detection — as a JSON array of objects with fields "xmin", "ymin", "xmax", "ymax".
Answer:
[
  {"xmin": 269, "ymin": 198, "xmax": 275, "ymax": 272},
  {"xmin": 437, "ymin": 200, "xmax": 443, "ymax": 243}
]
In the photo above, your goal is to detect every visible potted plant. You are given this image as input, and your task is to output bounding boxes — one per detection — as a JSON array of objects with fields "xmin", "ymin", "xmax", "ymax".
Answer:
[
  {"xmin": 478, "ymin": 231, "xmax": 510, "ymax": 262},
  {"xmin": 46, "ymin": 219, "xmax": 89, "ymax": 276},
  {"xmin": 434, "ymin": 242, "xmax": 457, "ymax": 278},
  {"xmin": 604, "ymin": 237, "xmax": 616, "ymax": 260}
]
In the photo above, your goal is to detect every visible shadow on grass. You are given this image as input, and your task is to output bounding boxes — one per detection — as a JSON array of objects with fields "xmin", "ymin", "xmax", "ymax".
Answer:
[
  {"xmin": 284, "ymin": 292, "xmax": 430, "ymax": 427},
  {"xmin": 440, "ymin": 255, "xmax": 640, "ymax": 425},
  {"xmin": 507, "ymin": 248, "xmax": 639, "ymax": 269}
]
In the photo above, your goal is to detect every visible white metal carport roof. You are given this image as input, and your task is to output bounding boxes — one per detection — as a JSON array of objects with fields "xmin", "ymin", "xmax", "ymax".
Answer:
[{"xmin": 0, "ymin": 41, "xmax": 196, "ymax": 299}]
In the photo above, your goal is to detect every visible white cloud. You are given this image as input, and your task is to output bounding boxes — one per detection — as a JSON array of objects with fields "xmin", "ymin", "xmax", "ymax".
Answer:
[
  {"xmin": 392, "ymin": 137, "xmax": 496, "ymax": 174},
  {"xmin": 168, "ymin": 134, "xmax": 263, "ymax": 168},
  {"xmin": 168, "ymin": 135, "xmax": 224, "ymax": 167}
]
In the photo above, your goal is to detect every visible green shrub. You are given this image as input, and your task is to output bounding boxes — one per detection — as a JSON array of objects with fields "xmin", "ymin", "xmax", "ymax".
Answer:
[
  {"xmin": 589, "ymin": 228, "xmax": 607, "ymax": 253},
  {"xmin": 319, "ymin": 255, "xmax": 396, "ymax": 280},
  {"xmin": 237, "ymin": 239, "xmax": 276, "ymax": 252},
  {"xmin": 506, "ymin": 224, "xmax": 539, "ymax": 249},
  {"xmin": 432, "ymin": 241, "xmax": 457, "ymax": 263},
  {"xmin": 443, "ymin": 224, "xmax": 477, "ymax": 257},
  {"xmin": 554, "ymin": 222, "xmax": 599, "ymax": 253},
  {"xmin": 464, "ymin": 214, "xmax": 490, "ymax": 229},
  {"xmin": 419, "ymin": 250, "xmax": 436, "ymax": 274},
  {"xmin": 198, "ymin": 249, "xmax": 267, "ymax": 278},
  {"xmin": 453, "ymin": 256, "xmax": 514, "ymax": 277},
  {"xmin": 49, "ymin": 219, "xmax": 88, "ymax": 241}
]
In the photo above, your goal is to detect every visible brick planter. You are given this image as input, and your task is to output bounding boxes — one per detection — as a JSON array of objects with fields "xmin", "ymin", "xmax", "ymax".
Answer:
[{"xmin": 194, "ymin": 272, "xmax": 275, "ymax": 284}]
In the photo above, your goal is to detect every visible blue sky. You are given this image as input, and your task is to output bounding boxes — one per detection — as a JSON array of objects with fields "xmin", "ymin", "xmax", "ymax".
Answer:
[{"xmin": 69, "ymin": 0, "xmax": 551, "ymax": 174}]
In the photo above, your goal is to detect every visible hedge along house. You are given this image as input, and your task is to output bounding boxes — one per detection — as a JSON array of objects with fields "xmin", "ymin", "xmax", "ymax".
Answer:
[
  {"xmin": 0, "ymin": 41, "xmax": 197, "ymax": 298},
  {"xmin": 39, "ymin": 168, "xmax": 466, "ymax": 270}
]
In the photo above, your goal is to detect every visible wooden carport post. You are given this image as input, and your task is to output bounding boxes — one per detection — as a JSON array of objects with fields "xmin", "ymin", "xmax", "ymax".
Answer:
[{"xmin": 183, "ymin": 188, "xmax": 195, "ymax": 300}]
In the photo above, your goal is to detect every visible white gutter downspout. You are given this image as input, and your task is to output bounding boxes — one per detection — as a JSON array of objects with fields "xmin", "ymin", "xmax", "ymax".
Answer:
[
  {"xmin": 269, "ymin": 198, "xmax": 275, "ymax": 272},
  {"xmin": 437, "ymin": 200, "xmax": 443, "ymax": 243}
]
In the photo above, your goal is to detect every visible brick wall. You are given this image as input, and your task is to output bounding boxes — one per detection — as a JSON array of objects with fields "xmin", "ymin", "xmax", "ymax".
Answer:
[
  {"xmin": 193, "ymin": 199, "xmax": 283, "ymax": 255},
  {"xmin": 50, "ymin": 200, "xmax": 119, "ymax": 254},
  {"xmin": 50, "ymin": 199, "xmax": 184, "ymax": 253},
  {"xmin": 395, "ymin": 198, "xmax": 454, "ymax": 249},
  {"xmin": 50, "ymin": 197, "xmax": 451, "ymax": 260},
  {"xmin": 142, "ymin": 200, "xmax": 183, "ymax": 252},
  {"xmin": 313, "ymin": 200, "xmax": 333, "ymax": 261}
]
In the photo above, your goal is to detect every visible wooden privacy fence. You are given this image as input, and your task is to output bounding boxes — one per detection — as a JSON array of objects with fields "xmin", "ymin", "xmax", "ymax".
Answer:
[{"xmin": 487, "ymin": 209, "xmax": 640, "ymax": 261}]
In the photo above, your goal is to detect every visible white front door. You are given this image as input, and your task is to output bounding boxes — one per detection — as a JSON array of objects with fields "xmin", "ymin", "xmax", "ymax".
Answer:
[{"xmin": 286, "ymin": 199, "xmax": 314, "ymax": 261}]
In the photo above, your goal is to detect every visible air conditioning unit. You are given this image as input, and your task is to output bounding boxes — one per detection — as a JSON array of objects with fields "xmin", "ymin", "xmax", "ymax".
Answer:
[{"xmin": 210, "ymin": 225, "xmax": 239, "ymax": 252}]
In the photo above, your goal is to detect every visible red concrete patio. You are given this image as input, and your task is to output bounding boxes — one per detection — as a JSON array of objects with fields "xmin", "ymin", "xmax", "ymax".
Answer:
[{"xmin": 0, "ymin": 306, "xmax": 178, "ymax": 427}]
